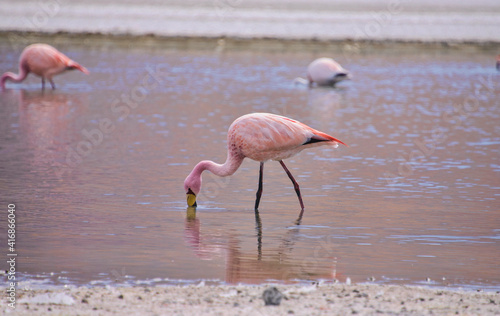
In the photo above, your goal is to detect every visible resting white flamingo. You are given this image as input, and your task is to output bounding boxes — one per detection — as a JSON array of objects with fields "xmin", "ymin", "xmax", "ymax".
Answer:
[
  {"xmin": 295, "ymin": 57, "xmax": 351, "ymax": 87},
  {"xmin": 183, "ymin": 113, "xmax": 347, "ymax": 216},
  {"xmin": 1, "ymin": 43, "xmax": 89, "ymax": 90}
]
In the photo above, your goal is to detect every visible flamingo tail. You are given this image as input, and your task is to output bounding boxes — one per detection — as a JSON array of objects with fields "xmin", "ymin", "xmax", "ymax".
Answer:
[{"xmin": 306, "ymin": 131, "xmax": 348, "ymax": 147}]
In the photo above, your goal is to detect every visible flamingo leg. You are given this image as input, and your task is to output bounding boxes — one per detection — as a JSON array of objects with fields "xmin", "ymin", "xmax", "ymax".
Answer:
[
  {"xmin": 254, "ymin": 208, "xmax": 262, "ymax": 260},
  {"xmin": 254, "ymin": 162, "xmax": 264, "ymax": 210},
  {"xmin": 41, "ymin": 77, "xmax": 45, "ymax": 90},
  {"xmin": 279, "ymin": 160, "xmax": 305, "ymax": 214}
]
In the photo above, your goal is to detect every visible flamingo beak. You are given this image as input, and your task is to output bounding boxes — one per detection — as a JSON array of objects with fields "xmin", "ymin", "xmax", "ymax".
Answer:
[{"xmin": 186, "ymin": 188, "xmax": 197, "ymax": 207}]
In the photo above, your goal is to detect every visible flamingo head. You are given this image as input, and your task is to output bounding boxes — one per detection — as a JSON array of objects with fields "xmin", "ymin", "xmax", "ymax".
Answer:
[
  {"xmin": 184, "ymin": 172, "xmax": 201, "ymax": 207},
  {"xmin": 66, "ymin": 61, "xmax": 90, "ymax": 75}
]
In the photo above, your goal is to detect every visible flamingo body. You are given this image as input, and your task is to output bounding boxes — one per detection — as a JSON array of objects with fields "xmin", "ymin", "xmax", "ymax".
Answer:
[
  {"xmin": 307, "ymin": 57, "xmax": 350, "ymax": 86},
  {"xmin": 1, "ymin": 43, "xmax": 89, "ymax": 90},
  {"xmin": 184, "ymin": 113, "xmax": 346, "ymax": 212},
  {"xmin": 228, "ymin": 113, "xmax": 345, "ymax": 162}
]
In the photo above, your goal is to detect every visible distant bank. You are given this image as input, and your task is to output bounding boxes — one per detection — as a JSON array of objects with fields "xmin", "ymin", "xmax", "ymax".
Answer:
[{"xmin": 1, "ymin": 0, "xmax": 499, "ymax": 43}]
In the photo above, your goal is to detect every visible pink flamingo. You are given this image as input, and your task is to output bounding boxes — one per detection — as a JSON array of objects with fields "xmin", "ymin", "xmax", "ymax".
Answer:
[
  {"xmin": 184, "ymin": 113, "xmax": 347, "ymax": 216},
  {"xmin": 295, "ymin": 57, "xmax": 351, "ymax": 87},
  {"xmin": 1, "ymin": 43, "xmax": 89, "ymax": 90}
]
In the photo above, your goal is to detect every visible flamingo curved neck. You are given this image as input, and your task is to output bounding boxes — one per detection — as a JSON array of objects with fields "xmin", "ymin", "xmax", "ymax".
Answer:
[
  {"xmin": 195, "ymin": 151, "xmax": 244, "ymax": 178},
  {"xmin": 293, "ymin": 77, "xmax": 309, "ymax": 85},
  {"xmin": 1, "ymin": 69, "xmax": 28, "ymax": 88}
]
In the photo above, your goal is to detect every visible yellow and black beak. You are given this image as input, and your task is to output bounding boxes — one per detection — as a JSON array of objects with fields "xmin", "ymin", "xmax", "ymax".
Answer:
[{"xmin": 186, "ymin": 188, "xmax": 197, "ymax": 207}]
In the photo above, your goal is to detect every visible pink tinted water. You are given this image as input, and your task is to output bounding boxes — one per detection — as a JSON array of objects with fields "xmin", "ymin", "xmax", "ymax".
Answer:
[{"xmin": 0, "ymin": 40, "xmax": 499, "ymax": 290}]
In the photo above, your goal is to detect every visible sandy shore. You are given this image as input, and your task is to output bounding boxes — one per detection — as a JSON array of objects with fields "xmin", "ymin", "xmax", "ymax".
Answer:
[{"xmin": 3, "ymin": 283, "xmax": 499, "ymax": 315}]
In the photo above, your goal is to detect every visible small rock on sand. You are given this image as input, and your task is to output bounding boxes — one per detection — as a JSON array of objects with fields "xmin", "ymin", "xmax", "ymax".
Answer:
[{"xmin": 263, "ymin": 287, "xmax": 284, "ymax": 306}]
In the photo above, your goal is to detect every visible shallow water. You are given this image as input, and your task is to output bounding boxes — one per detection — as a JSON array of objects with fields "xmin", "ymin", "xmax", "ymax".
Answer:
[{"xmin": 0, "ymin": 40, "xmax": 499, "ymax": 291}]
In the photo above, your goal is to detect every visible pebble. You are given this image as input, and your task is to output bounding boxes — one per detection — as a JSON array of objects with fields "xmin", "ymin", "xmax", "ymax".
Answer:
[{"xmin": 263, "ymin": 287, "xmax": 284, "ymax": 306}]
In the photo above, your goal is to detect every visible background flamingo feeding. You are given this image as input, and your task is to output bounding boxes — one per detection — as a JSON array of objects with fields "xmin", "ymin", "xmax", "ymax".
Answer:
[
  {"xmin": 295, "ymin": 57, "xmax": 351, "ymax": 87},
  {"xmin": 1, "ymin": 43, "xmax": 89, "ymax": 90},
  {"xmin": 184, "ymin": 113, "xmax": 347, "ymax": 216}
]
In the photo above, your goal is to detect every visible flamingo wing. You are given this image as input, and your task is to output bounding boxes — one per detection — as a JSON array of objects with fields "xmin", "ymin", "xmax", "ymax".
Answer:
[
  {"xmin": 229, "ymin": 113, "xmax": 346, "ymax": 162},
  {"xmin": 22, "ymin": 44, "xmax": 89, "ymax": 77}
]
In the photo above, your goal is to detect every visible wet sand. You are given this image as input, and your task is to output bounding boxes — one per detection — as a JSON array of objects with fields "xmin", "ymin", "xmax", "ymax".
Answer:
[{"xmin": 6, "ymin": 283, "xmax": 500, "ymax": 315}]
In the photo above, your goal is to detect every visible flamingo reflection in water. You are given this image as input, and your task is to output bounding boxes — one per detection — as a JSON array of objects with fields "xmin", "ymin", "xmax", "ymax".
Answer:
[{"xmin": 184, "ymin": 207, "xmax": 341, "ymax": 284}]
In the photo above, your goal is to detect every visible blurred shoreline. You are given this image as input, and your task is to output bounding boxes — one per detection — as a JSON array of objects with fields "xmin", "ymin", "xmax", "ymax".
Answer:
[
  {"xmin": 1, "ymin": 31, "xmax": 499, "ymax": 54},
  {"xmin": 1, "ymin": 0, "xmax": 499, "ymax": 44}
]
